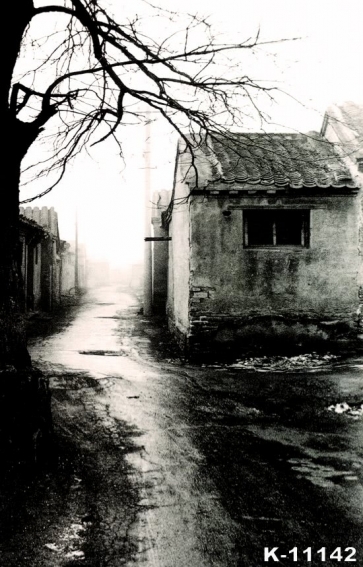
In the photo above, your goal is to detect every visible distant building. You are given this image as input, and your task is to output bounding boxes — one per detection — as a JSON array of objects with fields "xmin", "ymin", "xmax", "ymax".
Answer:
[
  {"xmin": 19, "ymin": 214, "xmax": 47, "ymax": 311},
  {"xmin": 20, "ymin": 206, "xmax": 63, "ymax": 311},
  {"xmin": 19, "ymin": 206, "xmax": 86, "ymax": 311}
]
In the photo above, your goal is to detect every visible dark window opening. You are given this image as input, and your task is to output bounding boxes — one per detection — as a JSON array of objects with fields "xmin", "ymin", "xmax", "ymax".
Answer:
[{"xmin": 244, "ymin": 209, "xmax": 309, "ymax": 248}]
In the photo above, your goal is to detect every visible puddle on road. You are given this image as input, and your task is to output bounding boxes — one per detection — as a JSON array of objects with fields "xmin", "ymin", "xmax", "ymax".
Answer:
[
  {"xmin": 79, "ymin": 349, "xmax": 127, "ymax": 356},
  {"xmin": 287, "ymin": 457, "xmax": 362, "ymax": 488}
]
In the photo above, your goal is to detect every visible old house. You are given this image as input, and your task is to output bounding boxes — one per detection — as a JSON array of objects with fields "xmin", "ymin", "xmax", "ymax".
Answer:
[
  {"xmin": 20, "ymin": 206, "xmax": 63, "ymax": 311},
  {"xmin": 161, "ymin": 131, "xmax": 362, "ymax": 354},
  {"xmin": 19, "ymin": 214, "xmax": 46, "ymax": 311}
]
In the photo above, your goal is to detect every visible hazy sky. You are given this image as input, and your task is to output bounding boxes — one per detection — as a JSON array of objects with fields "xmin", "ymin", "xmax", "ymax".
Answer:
[{"xmin": 19, "ymin": 0, "xmax": 363, "ymax": 268}]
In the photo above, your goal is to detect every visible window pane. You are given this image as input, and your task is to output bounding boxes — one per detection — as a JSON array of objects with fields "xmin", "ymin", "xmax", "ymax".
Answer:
[
  {"xmin": 275, "ymin": 210, "xmax": 303, "ymax": 245},
  {"xmin": 246, "ymin": 210, "xmax": 274, "ymax": 246},
  {"xmin": 244, "ymin": 209, "xmax": 308, "ymax": 248}
]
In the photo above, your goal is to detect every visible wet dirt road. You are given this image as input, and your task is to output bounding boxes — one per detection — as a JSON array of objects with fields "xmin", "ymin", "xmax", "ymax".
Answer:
[{"xmin": 1, "ymin": 286, "xmax": 362, "ymax": 566}]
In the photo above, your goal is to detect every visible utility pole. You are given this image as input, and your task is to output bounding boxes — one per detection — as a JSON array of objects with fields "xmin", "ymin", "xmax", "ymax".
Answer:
[
  {"xmin": 75, "ymin": 210, "xmax": 79, "ymax": 295},
  {"xmin": 143, "ymin": 115, "xmax": 153, "ymax": 315}
]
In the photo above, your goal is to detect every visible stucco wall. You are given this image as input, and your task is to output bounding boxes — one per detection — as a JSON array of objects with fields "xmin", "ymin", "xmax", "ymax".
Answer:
[
  {"xmin": 166, "ymin": 182, "xmax": 190, "ymax": 340},
  {"xmin": 188, "ymin": 192, "xmax": 361, "ymax": 349},
  {"xmin": 321, "ymin": 111, "xmax": 363, "ymax": 332}
]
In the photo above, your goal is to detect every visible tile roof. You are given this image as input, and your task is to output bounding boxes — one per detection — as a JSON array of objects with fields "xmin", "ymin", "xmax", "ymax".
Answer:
[
  {"xmin": 19, "ymin": 214, "xmax": 48, "ymax": 238},
  {"xmin": 179, "ymin": 132, "xmax": 356, "ymax": 190}
]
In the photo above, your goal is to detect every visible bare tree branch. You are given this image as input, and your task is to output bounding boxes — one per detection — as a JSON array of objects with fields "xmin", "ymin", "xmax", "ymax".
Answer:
[{"xmin": 11, "ymin": 0, "xmax": 298, "ymax": 202}]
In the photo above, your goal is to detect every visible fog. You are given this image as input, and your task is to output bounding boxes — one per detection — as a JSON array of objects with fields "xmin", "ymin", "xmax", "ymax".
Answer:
[{"xmin": 19, "ymin": 0, "xmax": 363, "ymax": 270}]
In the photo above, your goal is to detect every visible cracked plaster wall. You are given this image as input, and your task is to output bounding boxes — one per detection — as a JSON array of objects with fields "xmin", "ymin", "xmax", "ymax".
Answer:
[{"xmin": 186, "ymin": 192, "xmax": 361, "ymax": 350}]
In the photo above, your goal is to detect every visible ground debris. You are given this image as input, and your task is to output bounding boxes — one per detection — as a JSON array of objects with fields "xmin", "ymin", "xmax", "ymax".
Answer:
[
  {"xmin": 44, "ymin": 543, "xmax": 61, "ymax": 552},
  {"xmin": 224, "ymin": 353, "xmax": 340, "ymax": 372},
  {"xmin": 44, "ymin": 521, "xmax": 87, "ymax": 560},
  {"xmin": 327, "ymin": 402, "xmax": 363, "ymax": 418},
  {"xmin": 65, "ymin": 550, "xmax": 85, "ymax": 559}
]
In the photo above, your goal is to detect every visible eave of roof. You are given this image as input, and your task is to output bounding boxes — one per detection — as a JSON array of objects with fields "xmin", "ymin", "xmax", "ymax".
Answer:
[{"xmin": 19, "ymin": 214, "xmax": 47, "ymax": 234}]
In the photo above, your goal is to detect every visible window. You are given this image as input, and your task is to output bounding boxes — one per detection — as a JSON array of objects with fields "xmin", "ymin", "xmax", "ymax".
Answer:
[{"xmin": 243, "ymin": 209, "xmax": 309, "ymax": 248}]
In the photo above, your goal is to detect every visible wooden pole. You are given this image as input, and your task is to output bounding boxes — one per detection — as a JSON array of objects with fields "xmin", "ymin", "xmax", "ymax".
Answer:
[
  {"xmin": 143, "ymin": 115, "xmax": 153, "ymax": 315},
  {"xmin": 75, "ymin": 210, "xmax": 79, "ymax": 294}
]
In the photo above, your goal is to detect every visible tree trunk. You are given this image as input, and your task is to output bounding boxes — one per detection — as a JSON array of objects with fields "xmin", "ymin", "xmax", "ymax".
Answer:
[
  {"xmin": 0, "ymin": 145, "xmax": 53, "ymax": 463},
  {"xmin": 0, "ymin": 155, "xmax": 30, "ymax": 369},
  {"xmin": 1, "ymin": 0, "xmax": 35, "ymax": 369},
  {"xmin": 0, "ymin": 0, "xmax": 53, "ymax": 459}
]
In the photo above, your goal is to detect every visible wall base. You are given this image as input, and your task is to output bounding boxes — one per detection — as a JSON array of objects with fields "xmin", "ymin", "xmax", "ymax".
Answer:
[{"xmin": 171, "ymin": 313, "xmax": 361, "ymax": 360}]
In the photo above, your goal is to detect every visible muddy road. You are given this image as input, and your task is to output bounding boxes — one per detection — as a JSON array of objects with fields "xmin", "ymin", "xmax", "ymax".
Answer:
[{"xmin": 0, "ymin": 286, "xmax": 362, "ymax": 566}]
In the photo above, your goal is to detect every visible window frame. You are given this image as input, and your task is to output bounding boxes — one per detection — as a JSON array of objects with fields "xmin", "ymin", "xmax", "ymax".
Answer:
[{"xmin": 243, "ymin": 209, "xmax": 310, "ymax": 249}]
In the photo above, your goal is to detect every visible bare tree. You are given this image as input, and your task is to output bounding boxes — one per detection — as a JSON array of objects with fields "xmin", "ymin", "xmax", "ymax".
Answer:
[{"xmin": 2, "ymin": 0, "xmax": 286, "ymax": 368}]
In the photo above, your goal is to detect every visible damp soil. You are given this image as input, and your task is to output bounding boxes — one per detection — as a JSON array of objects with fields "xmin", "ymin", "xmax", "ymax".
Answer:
[
  {"xmin": 1, "ymin": 286, "xmax": 362, "ymax": 566},
  {"xmin": 0, "ymin": 370, "xmax": 142, "ymax": 567}
]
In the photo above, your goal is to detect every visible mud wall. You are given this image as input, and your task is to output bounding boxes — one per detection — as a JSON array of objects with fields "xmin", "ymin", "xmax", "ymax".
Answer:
[{"xmin": 187, "ymin": 192, "xmax": 361, "ymax": 350}]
